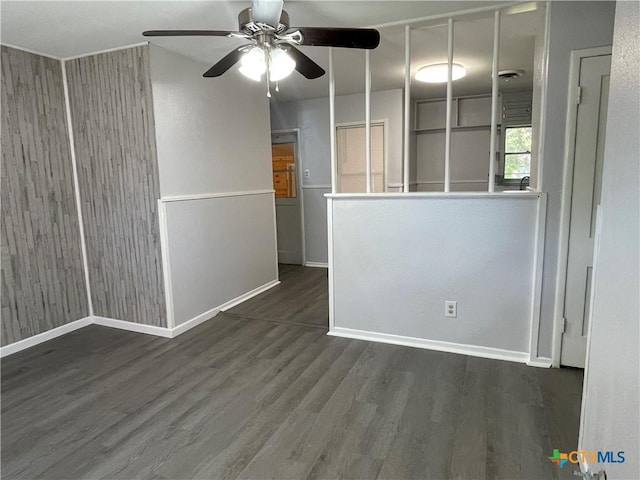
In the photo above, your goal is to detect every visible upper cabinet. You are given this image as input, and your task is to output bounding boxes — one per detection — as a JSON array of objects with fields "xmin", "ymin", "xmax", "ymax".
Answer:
[{"xmin": 414, "ymin": 94, "xmax": 501, "ymax": 131}]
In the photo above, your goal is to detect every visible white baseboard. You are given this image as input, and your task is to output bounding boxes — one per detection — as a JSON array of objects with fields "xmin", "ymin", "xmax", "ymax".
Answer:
[
  {"xmin": 0, "ymin": 280, "xmax": 282, "ymax": 357},
  {"xmin": 170, "ymin": 279, "xmax": 280, "ymax": 336},
  {"xmin": 171, "ymin": 307, "xmax": 221, "ymax": 337},
  {"xmin": 92, "ymin": 316, "xmax": 173, "ymax": 338},
  {"xmin": 526, "ymin": 356, "xmax": 552, "ymax": 368},
  {"xmin": 0, "ymin": 317, "xmax": 93, "ymax": 358},
  {"xmin": 219, "ymin": 279, "xmax": 280, "ymax": 312},
  {"xmin": 329, "ymin": 327, "xmax": 529, "ymax": 364},
  {"xmin": 304, "ymin": 262, "xmax": 328, "ymax": 268}
]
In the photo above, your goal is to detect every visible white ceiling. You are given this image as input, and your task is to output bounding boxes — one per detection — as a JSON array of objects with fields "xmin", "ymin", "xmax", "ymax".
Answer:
[{"xmin": 1, "ymin": 1, "xmax": 541, "ymax": 102}]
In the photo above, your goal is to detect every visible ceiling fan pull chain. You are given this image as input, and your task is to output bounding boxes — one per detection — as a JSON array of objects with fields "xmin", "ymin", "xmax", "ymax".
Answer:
[
  {"xmin": 275, "ymin": 81, "xmax": 280, "ymax": 92},
  {"xmin": 265, "ymin": 48, "xmax": 272, "ymax": 97}
]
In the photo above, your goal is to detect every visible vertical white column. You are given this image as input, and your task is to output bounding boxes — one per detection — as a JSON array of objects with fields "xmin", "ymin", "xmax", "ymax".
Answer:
[
  {"xmin": 444, "ymin": 18, "xmax": 454, "ymax": 193},
  {"xmin": 403, "ymin": 25, "xmax": 411, "ymax": 193},
  {"xmin": 329, "ymin": 48, "xmax": 337, "ymax": 194},
  {"xmin": 365, "ymin": 50, "xmax": 372, "ymax": 193},
  {"xmin": 61, "ymin": 60, "xmax": 94, "ymax": 317},
  {"xmin": 489, "ymin": 10, "xmax": 501, "ymax": 193}
]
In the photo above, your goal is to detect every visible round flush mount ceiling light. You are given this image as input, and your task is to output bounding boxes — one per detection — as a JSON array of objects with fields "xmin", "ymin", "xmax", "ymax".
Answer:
[{"xmin": 415, "ymin": 63, "xmax": 466, "ymax": 83}]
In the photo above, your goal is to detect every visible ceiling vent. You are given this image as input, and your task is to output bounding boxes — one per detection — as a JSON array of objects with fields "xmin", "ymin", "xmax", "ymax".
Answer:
[{"xmin": 498, "ymin": 69, "xmax": 525, "ymax": 81}]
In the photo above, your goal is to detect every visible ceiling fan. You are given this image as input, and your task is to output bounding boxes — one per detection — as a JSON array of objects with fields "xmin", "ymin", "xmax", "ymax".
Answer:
[{"xmin": 143, "ymin": 0, "xmax": 380, "ymax": 96}]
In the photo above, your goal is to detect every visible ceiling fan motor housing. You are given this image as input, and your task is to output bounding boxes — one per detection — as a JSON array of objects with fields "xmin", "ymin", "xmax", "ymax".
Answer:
[{"xmin": 239, "ymin": 8, "xmax": 290, "ymax": 35}]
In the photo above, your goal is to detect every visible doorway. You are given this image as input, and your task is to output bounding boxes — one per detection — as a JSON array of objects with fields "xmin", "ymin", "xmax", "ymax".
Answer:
[
  {"xmin": 272, "ymin": 132, "xmax": 303, "ymax": 265},
  {"xmin": 560, "ymin": 51, "xmax": 611, "ymax": 368}
]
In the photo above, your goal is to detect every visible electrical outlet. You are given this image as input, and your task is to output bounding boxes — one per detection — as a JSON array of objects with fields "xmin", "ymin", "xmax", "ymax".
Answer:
[
  {"xmin": 445, "ymin": 301, "xmax": 457, "ymax": 318},
  {"xmin": 304, "ymin": 169, "xmax": 311, "ymax": 179}
]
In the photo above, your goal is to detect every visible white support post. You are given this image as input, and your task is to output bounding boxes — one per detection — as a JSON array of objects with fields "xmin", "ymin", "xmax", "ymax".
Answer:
[
  {"xmin": 403, "ymin": 25, "xmax": 411, "ymax": 193},
  {"xmin": 489, "ymin": 10, "xmax": 501, "ymax": 192},
  {"xmin": 444, "ymin": 18, "xmax": 454, "ymax": 193},
  {"xmin": 329, "ymin": 48, "xmax": 337, "ymax": 194},
  {"xmin": 365, "ymin": 50, "xmax": 372, "ymax": 193}
]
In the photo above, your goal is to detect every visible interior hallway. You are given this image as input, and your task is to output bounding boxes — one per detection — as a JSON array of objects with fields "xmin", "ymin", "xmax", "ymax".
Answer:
[
  {"xmin": 226, "ymin": 264, "xmax": 329, "ymax": 329},
  {"xmin": 1, "ymin": 265, "xmax": 583, "ymax": 480}
]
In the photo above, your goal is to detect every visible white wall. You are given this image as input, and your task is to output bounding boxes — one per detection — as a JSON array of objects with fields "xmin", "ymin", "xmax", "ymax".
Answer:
[
  {"xmin": 579, "ymin": 2, "xmax": 639, "ymax": 478},
  {"xmin": 270, "ymin": 89, "xmax": 404, "ymax": 264},
  {"xmin": 150, "ymin": 46, "xmax": 278, "ymax": 326},
  {"xmin": 329, "ymin": 194, "xmax": 542, "ymax": 360},
  {"xmin": 536, "ymin": 1, "xmax": 616, "ymax": 359}
]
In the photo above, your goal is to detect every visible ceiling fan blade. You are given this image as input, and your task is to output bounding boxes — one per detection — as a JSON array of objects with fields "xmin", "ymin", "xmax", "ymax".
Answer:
[
  {"xmin": 288, "ymin": 27, "xmax": 380, "ymax": 49},
  {"xmin": 251, "ymin": 0, "xmax": 284, "ymax": 27},
  {"xmin": 143, "ymin": 30, "xmax": 235, "ymax": 37},
  {"xmin": 203, "ymin": 46, "xmax": 248, "ymax": 78},
  {"xmin": 282, "ymin": 45, "xmax": 325, "ymax": 79}
]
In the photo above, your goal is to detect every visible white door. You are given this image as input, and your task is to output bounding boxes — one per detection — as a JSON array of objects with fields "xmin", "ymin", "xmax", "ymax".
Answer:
[
  {"xmin": 561, "ymin": 54, "xmax": 611, "ymax": 368},
  {"xmin": 272, "ymin": 133, "xmax": 303, "ymax": 265}
]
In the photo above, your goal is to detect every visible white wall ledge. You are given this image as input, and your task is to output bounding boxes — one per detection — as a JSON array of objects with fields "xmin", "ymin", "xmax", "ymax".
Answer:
[
  {"xmin": 325, "ymin": 191, "xmax": 541, "ymax": 200},
  {"xmin": 160, "ymin": 189, "xmax": 274, "ymax": 203}
]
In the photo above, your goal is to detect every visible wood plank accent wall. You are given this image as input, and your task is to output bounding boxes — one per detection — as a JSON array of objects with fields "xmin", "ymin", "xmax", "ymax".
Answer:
[
  {"xmin": 65, "ymin": 46, "xmax": 166, "ymax": 327},
  {"xmin": 1, "ymin": 46, "xmax": 89, "ymax": 345}
]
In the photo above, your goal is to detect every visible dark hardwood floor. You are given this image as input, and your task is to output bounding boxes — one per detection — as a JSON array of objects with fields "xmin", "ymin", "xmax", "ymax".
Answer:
[
  {"xmin": 1, "ymin": 265, "xmax": 583, "ymax": 480},
  {"xmin": 226, "ymin": 264, "xmax": 329, "ymax": 329}
]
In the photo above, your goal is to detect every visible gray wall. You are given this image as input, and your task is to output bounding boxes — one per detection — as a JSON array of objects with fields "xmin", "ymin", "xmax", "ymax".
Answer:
[
  {"xmin": 165, "ymin": 194, "xmax": 277, "ymax": 325},
  {"xmin": 149, "ymin": 46, "xmax": 277, "ymax": 326},
  {"xmin": 331, "ymin": 195, "xmax": 540, "ymax": 355},
  {"xmin": 536, "ymin": 1, "xmax": 616, "ymax": 358},
  {"xmin": 150, "ymin": 45, "xmax": 272, "ymax": 197},
  {"xmin": 66, "ymin": 46, "xmax": 166, "ymax": 326},
  {"xmin": 580, "ymin": 2, "xmax": 639, "ymax": 477},
  {"xmin": 1, "ymin": 46, "xmax": 89, "ymax": 345}
]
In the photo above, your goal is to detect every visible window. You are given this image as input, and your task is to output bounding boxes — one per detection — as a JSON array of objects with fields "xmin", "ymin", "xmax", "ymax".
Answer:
[
  {"xmin": 336, "ymin": 123, "xmax": 385, "ymax": 193},
  {"xmin": 271, "ymin": 143, "xmax": 297, "ymax": 198},
  {"xmin": 503, "ymin": 126, "xmax": 532, "ymax": 180}
]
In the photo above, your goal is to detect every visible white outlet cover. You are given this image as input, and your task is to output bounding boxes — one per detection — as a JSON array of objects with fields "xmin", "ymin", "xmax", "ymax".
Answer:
[{"xmin": 445, "ymin": 301, "xmax": 457, "ymax": 318}]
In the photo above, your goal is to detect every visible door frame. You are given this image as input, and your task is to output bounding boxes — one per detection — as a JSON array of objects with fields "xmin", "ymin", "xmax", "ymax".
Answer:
[
  {"xmin": 551, "ymin": 46, "xmax": 612, "ymax": 368},
  {"xmin": 271, "ymin": 128, "xmax": 306, "ymax": 266}
]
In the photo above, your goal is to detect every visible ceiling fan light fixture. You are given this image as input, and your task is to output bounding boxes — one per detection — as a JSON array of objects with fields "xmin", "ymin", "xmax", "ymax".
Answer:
[
  {"xmin": 415, "ymin": 63, "xmax": 466, "ymax": 83},
  {"xmin": 238, "ymin": 46, "xmax": 296, "ymax": 82},
  {"xmin": 239, "ymin": 46, "xmax": 266, "ymax": 81},
  {"xmin": 269, "ymin": 47, "xmax": 296, "ymax": 81}
]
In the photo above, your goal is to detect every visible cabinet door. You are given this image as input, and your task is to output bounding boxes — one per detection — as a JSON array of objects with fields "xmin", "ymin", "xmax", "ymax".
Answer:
[{"xmin": 416, "ymin": 99, "xmax": 458, "ymax": 130}]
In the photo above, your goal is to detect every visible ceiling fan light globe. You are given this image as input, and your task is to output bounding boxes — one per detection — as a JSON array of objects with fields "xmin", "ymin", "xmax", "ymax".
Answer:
[
  {"xmin": 239, "ymin": 46, "xmax": 266, "ymax": 80},
  {"xmin": 269, "ymin": 48, "xmax": 296, "ymax": 81},
  {"xmin": 238, "ymin": 65, "xmax": 263, "ymax": 81},
  {"xmin": 415, "ymin": 63, "xmax": 466, "ymax": 83}
]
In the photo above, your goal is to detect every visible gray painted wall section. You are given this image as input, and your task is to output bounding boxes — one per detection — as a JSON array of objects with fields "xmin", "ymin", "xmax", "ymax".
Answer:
[
  {"xmin": 149, "ymin": 46, "xmax": 277, "ymax": 326},
  {"xmin": 331, "ymin": 196, "xmax": 539, "ymax": 354},
  {"xmin": 65, "ymin": 45, "xmax": 166, "ymax": 327},
  {"xmin": 165, "ymin": 194, "xmax": 278, "ymax": 325},
  {"xmin": 1, "ymin": 46, "xmax": 89, "ymax": 345},
  {"xmin": 579, "ymin": 2, "xmax": 639, "ymax": 477},
  {"xmin": 149, "ymin": 45, "xmax": 273, "ymax": 197}
]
